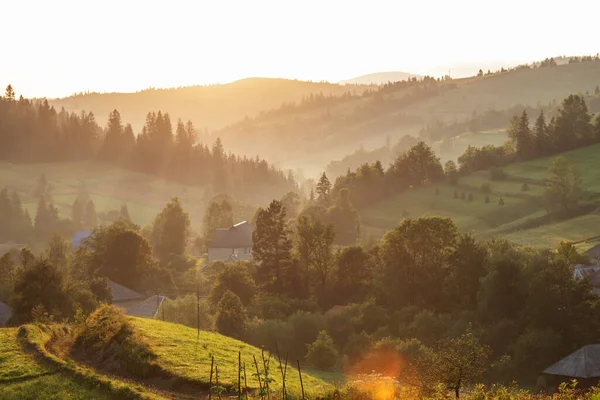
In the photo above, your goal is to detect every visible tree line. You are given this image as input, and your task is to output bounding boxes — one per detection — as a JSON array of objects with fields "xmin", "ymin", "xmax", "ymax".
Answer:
[{"xmin": 0, "ymin": 85, "xmax": 295, "ymax": 204}]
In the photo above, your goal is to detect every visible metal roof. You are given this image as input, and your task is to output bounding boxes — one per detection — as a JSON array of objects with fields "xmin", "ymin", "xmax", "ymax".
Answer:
[
  {"xmin": 209, "ymin": 221, "xmax": 253, "ymax": 248},
  {"xmin": 108, "ymin": 280, "xmax": 145, "ymax": 302},
  {"xmin": 544, "ymin": 345, "xmax": 600, "ymax": 378}
]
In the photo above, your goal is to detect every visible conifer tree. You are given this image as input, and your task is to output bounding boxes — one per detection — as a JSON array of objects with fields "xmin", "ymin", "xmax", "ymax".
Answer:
[
  {"xmin": 120, "ymin": 204, "xmax": 131, "ymax": 221},
  {"xmin": 252, "ymin": 200, "xmax": 293, "ymax": 294},
  {"xmin": 316, "ymin": 173, "xmax": 332, "ymax": 206},
  {"xmin": 84, "ymin": 200, "xmax": 98, "ymax": 228}
]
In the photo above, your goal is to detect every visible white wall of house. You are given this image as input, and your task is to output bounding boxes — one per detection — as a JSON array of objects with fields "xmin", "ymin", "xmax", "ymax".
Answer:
[{"xmin": 208, "ymin": 247, "xmax": 253, "ymax": 263}]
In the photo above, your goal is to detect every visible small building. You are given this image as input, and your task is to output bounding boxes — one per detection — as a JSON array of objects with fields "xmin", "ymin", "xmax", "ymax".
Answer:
[
  {"xmin": 0, "ymin": 301, "xmax": 12, "ymax": 327},
  {"xmin": 573, "ymin": 243, "xmax": 600, "ymax": 295},
  {"xmin": 109, "ymin": 280, "xmax": 146, "ymax": 311},
  {"xmin": 538, "ymin": 344, "xmax": 600, "ymax": 392},
  {"xmin": 108, "ymin": 280, "xmax": 166, "ymax": 319},
  {"xmin": 208, "ymin": 221, "xmax": 254, "ymax": 263}
]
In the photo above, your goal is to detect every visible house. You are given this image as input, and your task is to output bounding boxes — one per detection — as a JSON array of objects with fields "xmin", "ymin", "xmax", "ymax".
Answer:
[
  {"xmin": 0, "ymin": 301, "xmax": 12, "ymax": 327},
  {"xmin": 573, "ymin": 243, "xmax": 600, "ymax": 295},
  {"xmin": 537, "ymin": 344, "xmax": 600, "ymax": 392},
  {"xmin": 208, "ymin": 221, "xmax": 254, "ymax": 263},
  {"xmin": 109, "ymin": 280, "xmax": 146, "ymax": 311},
  {"xmin": 108, "ymin": 280, "xmax": 166, "ymax": 319}
]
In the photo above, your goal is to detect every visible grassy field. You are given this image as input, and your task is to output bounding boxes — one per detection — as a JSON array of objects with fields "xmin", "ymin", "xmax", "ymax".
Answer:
[
  {"xmin": 0, "ymin": 161, "xmax": 226, "ymax": 234},
  {"xmin": 132, "ymin": 317, "xmax": 336, "ymax": 398},
  {"xmin": 361, "ymin": 144, "xmax": 600, "ymax": 248},
  {"xmin": 0, "ymin": 328, "xmax": 111, "ymax": 400}
]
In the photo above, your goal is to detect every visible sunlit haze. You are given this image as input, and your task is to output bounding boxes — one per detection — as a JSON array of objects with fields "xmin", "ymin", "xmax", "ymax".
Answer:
[{"xmin": 3, "ymin": 0, "xmax": 599, "ymax": 98}]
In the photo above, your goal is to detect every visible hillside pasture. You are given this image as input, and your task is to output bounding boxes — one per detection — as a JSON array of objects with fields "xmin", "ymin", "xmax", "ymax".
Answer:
[
  {"xmin": 0, "ymin": 328, "xmax": 111, "ymax": 400},
  {"xmin": 361, "ymin": 143, "xmax": 600, "ymax": 248},
  {"xmin": 0, "ymin": 161, "xmax": 212, "ymax": 231},
  {"xmin": 132, "ymin": 317, "xmax": 336, "ymax": 398}
]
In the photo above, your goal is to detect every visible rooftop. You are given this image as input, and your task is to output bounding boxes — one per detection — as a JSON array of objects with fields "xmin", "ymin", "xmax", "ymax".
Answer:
[
  {"xmin": 209, "ymin": 221, "xmax": 254, "ymax": 248},
  {"xmin": 108, "ymin": 280, "xmax": 145, "ymax": 302}
]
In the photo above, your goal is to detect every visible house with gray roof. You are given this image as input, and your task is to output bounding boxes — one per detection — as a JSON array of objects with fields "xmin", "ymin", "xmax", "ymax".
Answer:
[
  {"xmin": 573, "ymin": 243, "xmax": 600, "ymax": 295},
  {"xmin": 208, "ymin": 221, "xmax": 254, "ymax": 263},
  {"xmin": 0, "ymin": 301, "xmax": 12, "ymax": 326},
  {"xmin": 538, "ymin": 344, "xmax": 600, "ymax": 392},
  {"xmin": 108, "ymin": 280, "xmax": 146, "ymax": 311}
]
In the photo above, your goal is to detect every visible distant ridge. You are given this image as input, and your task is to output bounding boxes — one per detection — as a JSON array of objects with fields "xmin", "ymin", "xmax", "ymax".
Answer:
[{"xmin": 339, "ymin": 71, "xmax": 422, "ymax": 85}]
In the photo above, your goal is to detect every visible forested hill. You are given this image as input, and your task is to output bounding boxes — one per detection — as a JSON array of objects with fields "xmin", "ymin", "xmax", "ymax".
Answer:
[
  {"xmin": 0, "ymin": 88, "xmax": 296, "ymax": 205},
  {"xmin": 50, "ymin": 78, "xmax": 373, "ymax": 133},
  {"xmin": 215, "ymin": 59, "xmax": 600, "ymax": 176}
]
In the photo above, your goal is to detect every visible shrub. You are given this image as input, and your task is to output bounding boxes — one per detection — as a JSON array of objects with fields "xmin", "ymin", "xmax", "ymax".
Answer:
[
  {"xmin": 161, "ymin": 295, "xmax": 214, "ymax": 331},
  {"xmin": 343, "ymin": 332, "xmax": 372, "ymax": 365},
  {"xmin": 74, "ymin": 304, "xmax": 157, "ymax": 377},
  {"xmin": 215, "ymin": 291, "xmax": 247, "ymax": 339},
  {"xmin": 306, "ymin": 330, "xmax": 339, "ymax": 371},
  {"xmin": 461, "ymin": 192, "xmax": 466, "ymax": 200},
  {"xmin": 485, "ymin": 196, "xmax": 490, "ymax": 204},
  {"xmin": 521, "ymin": 182, "xmax": 530, "ymax": 191},
  {"xmin": 498, "ymin": 197, "xmax": 505, "ymax": 206},
  {"xmin": 490, "ymin": 167, "xmax": 506, "ymax": 180},
  {"xmin": 289, "ymin": 311, "xmax": 325, "ymax": 356},
  {"xmin": 209, "ymin": 261, "xmax": 256, "ymax": 306},
  {"xmin": 468, "ymin": 193, "xmax": 474, "ymax": 202},
  {"xmin": 480, "ymin": 182, "xmax": 492, "ymax": 193}
]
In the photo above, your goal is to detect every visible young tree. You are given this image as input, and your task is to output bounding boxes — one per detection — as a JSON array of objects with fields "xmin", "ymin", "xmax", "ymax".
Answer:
[
  {"xmin": 45, "ymin": 233, "xmax": 69, "ymax": 272},
  {"xmin": 444, "ymin": 160, "xmax": 459, "ymax": 185},
  {"xmin": 315, "ymin": 173, "xmax": 332, "ymax": 206},
  {"xmin": 296, "ymin": 215, "xmax": 336, "ymax": 297},
  {"xmin": 544, "ymin": 156, "xmax": 582, "ymax": 214},
  {"xmin": 508, "ymin": 111, "xmax": 533, "ymax": 160},
  {"xmin": 151, "ymin": 197, "xmax": 190, "ymax": 264},
  {"xmin": 4, "ymin": 84, "xmax": 15, "ymax": 101},
  {"xmin": 447, "ymin": 234, "xmax": 488, "ymax": 308},
  {"xmin": 119, "ymin": 204, "xmax": 131, "ymax": 221},
  {"xmin": 435, "ymin": 331, "xmax": 491, "ymax": 398},
  {"xmin": 533, "ymin": 110, "xmax": 550, "ymax": 156},
  {"xmin": 334, "ymin": 246, "xmax": 374, "ymax": 304},
  {"xmin": 11, "ymin": 258, "xmax": 69, "ymax": 323},
  {"xmin": 252, "ymin": 200, "xmax": 293, "ymax": 294},
  {"xmin": 74, "ymin": 219, "xmax": 159, "ymax": 292},
  {"xmin": 215, "ymin": 290, "xmax": 247, "ymax": 339},
  {"xmin": 209, "ymin": 262, "xmax": 256, "ymax": 306},
  {"xmin": 306, "ymin": 331, "xmax": 339, "ymax": 371}
]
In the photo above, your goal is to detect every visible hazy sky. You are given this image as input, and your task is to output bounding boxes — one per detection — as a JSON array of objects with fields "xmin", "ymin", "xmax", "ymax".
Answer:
[{"xmin": 3, "ymin": 0, "xmax": 599, "ymax": 98}]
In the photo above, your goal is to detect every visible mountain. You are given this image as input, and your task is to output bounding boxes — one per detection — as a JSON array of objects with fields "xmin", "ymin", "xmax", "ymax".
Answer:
[
  {"xmin": 215, "ymin": 60, "xmax": 600, "ymax": 177},
  {"xmin": 50, "ymin": 78, "xmax": 375, "ymax": 132},
  {"xmin": 339, "ymin": 71, "xmax": 422, "ymax": 85}
]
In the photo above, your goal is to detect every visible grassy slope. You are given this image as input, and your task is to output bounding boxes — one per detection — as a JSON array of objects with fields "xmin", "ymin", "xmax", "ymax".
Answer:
[
  {"xmin": 0, "ymin": 328, "xmax": 111, "ymax": 400},
  {"xmin": 131, "ymin": 317, "xmax": 336, "ymax": 397},
  {"xmin": 361, "ymin": 144, "xmax": 600, "ymax": 248}
]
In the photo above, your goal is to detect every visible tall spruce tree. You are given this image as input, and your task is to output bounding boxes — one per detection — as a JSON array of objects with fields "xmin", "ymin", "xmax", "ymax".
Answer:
[
  {"xmin": 316, "ymin": 173, "xmax": 332, "ymax": 206},
  {"xmin": 252, "ymin": 200, "xmax": 293, "ymax": 294}
]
